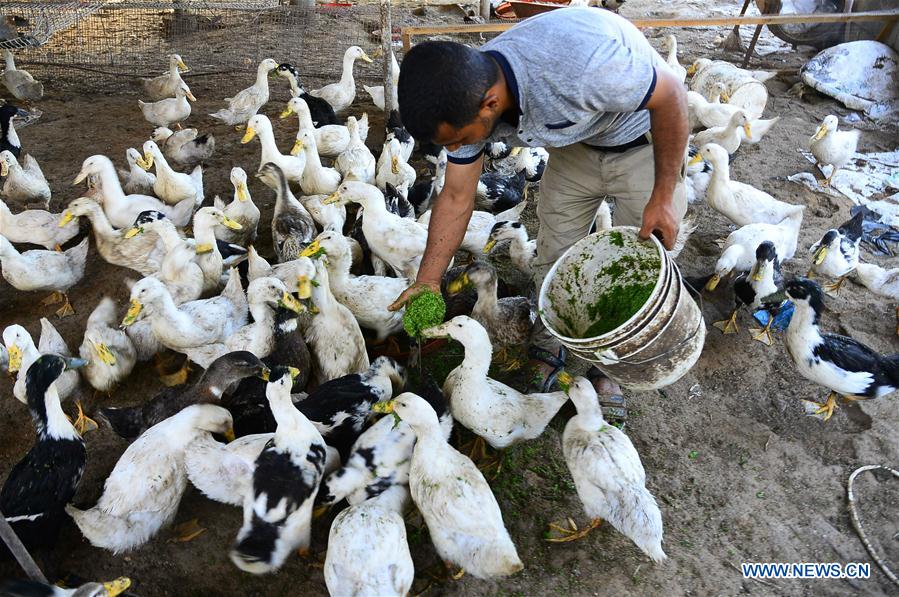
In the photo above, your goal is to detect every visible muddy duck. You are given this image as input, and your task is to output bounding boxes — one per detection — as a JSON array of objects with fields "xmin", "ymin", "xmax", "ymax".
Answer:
[
  {"xmin": 0, "ymin": 149, "xmax": 49, "ymax": 209},
  {"xmin": 209, "ymin": 58, "xmax": 278, "ymax": 126},
  {"xmin": 0, "ymin": 197, "xmax": 79, "ymax": 250},
  {"xmin": 0, "ymin": 235, "xmax": 88, "ymax": 317},
  {"xmin": 79, "ymin": 297, "xmax": 138, "ymax": 392},
  {"xmin": 142, "ymin": 53, "xmax": 189, "ymax": 101},
  {"xmin": 213, "ymin": 166, "xmax": 259, "ymax": 246},
  {"xmin": 308, "ymin": 46, "xmax": 373, "ymax": 113}
]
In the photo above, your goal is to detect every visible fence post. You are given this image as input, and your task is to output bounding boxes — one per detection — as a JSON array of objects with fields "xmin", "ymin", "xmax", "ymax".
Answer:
[
  {"xmin": 0, "ymin": 513, "xmax": 47, "ymax": 583},
  {"xmin": 381, "ymin": 0, "xmax": 397, "ymax": 116}
]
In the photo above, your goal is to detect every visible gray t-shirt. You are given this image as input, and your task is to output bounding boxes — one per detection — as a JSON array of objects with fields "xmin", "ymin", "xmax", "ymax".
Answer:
[{"xmin": 447, "ymin": 7, "xmax": 666, "ymax": 164}]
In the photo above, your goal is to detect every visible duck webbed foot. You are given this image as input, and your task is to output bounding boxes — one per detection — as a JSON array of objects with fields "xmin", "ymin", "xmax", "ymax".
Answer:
[
  {"xmin": 545, "ymin": 517, "xmax": 602, "ymax": 543},
  {"xmin": 802, "ymin": 391, "xmax": 839, "ymax": 421},
  {"xmin": 713, "ymin": 310, "xmax": 739, "ymax": 335},
  {"xmin": 749, "ymin": 319, "xmax": 774, "ymax": 346}
]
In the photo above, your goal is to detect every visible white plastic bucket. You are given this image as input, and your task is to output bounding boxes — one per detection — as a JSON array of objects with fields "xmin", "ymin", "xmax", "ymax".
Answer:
[
  {"xmin": 690, "ymin": 60, "xmax": 768, "ymax": 120},
  {"xmin": 539, "ymin": 228, "xmax": 705, "ymax": 391}
]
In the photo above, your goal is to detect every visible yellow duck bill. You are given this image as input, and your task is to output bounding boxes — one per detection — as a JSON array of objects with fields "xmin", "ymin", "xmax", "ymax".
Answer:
[
  {"xmin": 372, "ymin": 399, "xmax": 395, "ymax": 414},
  {"xmin": 241, "ymin": 127, "xmax": 257, "ymax": 144},
  {"xmin": 7, "ymin": 344, "xmax": 22, "ymax": 373},
  {"xmin": 121, "ymin": 299, "xmax": 143, "ymax": 327},
  {"xmin": 483, "ymin": 238, "xmax": 498, "ymax": 254}
]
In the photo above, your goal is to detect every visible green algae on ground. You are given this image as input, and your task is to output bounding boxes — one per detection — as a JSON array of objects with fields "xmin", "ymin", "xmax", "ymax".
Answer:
[
  {"xmin": 402, "ymin": 290, "xmax": 446, "ymax": 337},
  {"xmin": 582, "ymin": 282, "xmax": 656, "ymax": 337}
]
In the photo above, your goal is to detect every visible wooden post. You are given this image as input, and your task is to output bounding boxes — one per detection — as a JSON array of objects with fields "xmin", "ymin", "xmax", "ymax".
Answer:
[
  {"xmin": 481, "ymin": 0, "xmax": 492, "ymax": 20},
  {"xmin": 0, "ymin": 513, "xmax": 47, "ymax": 583},
  {"xmin": 381, "ymin": 0, "xmax": 397, "ymax": 117}
]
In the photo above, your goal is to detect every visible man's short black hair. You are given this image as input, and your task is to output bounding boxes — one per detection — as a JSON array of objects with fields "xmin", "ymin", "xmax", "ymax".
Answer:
[{"xmin": 398, "ymin": 41, "xmax": 499, "ymax": 142}]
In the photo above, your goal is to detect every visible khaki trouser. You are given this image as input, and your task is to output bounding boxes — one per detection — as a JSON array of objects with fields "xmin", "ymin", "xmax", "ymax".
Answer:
[{"xmin": 530, "ymin": 141, "xmax": 688, "ymax": 352}]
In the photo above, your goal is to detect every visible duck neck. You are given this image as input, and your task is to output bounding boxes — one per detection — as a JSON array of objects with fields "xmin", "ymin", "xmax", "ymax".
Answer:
[
  {"xmin": 295, "ymin": 108, "xmax": 315, "ymax": 132},
  {"xmin": 459, "ymin": 332, "xmax": 493, "ymax": 377},
  {"xmin": 255, "ymin": 67, "xmax": 271, "ymax": 93},
  {"xmin": 324, "ymin": 249, "xmax": 352, "ymax": 289},
  {"xmin": 39, "ymin": 384, "xmax": 79, "ymax": 441},
  {"xmin": 97, "ymin": 160, "xmax": 127, "ymax": 201},
  {"xmin": 83, "ymin": 204, "xmax": 118, "ymax": 239},
  {"xmin": 667, "ymin": 43, "xmax": 677, "ymax": 65},
  {"xmin": 154, "ymin": 222, "xmax": 184, "ymax": 252},
  {"xmin": 708, "ymin": 158, "xmax": 731, "ymax": 187},
  {"xmin": 2, "ymin": 117, "xmax": 19, "ymax": 149},
  {"xmin": 4, "ymin": 50, "xmax": 15, "ymax": 72},
  {"xmin": 148, "ymin": 290, "xmax": 192, "ymax": 331},
  {"xmin": 248, "ymin": 298, "xmax": 276, "ymax": 328},
  {"xmin": 311, "ymin": 275, "xmax": 337, "ymax": 313},
  {"xmin": 304, "ymin": 142, "xmax": 324, "ymax": 170},
  {"xmin": 787, "ymin": 299, "xmax": 822, "ymax": 340},
  {"xmin": 472, "ymin": 280, "xmax": 499, "ymax": 318},
  {"xmin": 152, "ymin": 150, "xmax": 176, "ymax": 177},
  {"xmin": 0, "ymin": 200, "xmax": 11, "ymax": 225},
  {"xmin": 257, "ymin": 128, "xmax": 281, "ymax": 162},
  {"xmin": 193, "ymin": 218, "xmax": 219, "ymax": 251},
  {"xmin": 339, "ymin": 53, "xmax": 357, "ymax": 86}
]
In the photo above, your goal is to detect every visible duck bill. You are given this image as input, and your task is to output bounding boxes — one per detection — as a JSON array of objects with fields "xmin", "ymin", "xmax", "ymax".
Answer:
[
  {"xmin": 223, "ymin": 427, "xmax": 236, "ymax": 442},
  {"xmin": 102, "ymin": 577, "xmax": 131, "ymax": 597},
  {"xmin": 704, "ymin": 274, "xmax": 721, "ymax": 291},
  {"xmin": 742, "ymin": 122, "xmax": 752, "ymax": 139},
  {"xmin": 185, "ymin": 89, "xmax": 197, "ymax": 102},
  {"xmin": 720, "ymin": 92, "xmax": 731, "ymax": 103},
  {"xmin": 360, "ymin": 52, "xmax": 374, "ymax": 64},
  {"xmin": 73, "ymin": 170, "xmax": 89, "ymax": 185},
  {"xmin": 7, "ymin": 344, "xmax": 22, "ymax": 373},
  {"xmin": 290, "ymin": 139, "xmax": 303, "ymax": 156},
  {"xmin": 296, "ymin": 275, "xmax": 313, "ymax": 300},
  {"xmin": 421, "ymin": 321, "xmax": 450, "ymax": 339},
  {"xmin": 177, "ymin": 59, "xmax": 189, "ymax": 72},
  {"xmin": 258, "ymin": 367, "xmax": 271, "ymax": 381},
  {"xmin": 58, "ymin": 211, "xmax": 76, "ymax": 227},
  {"xmin": 0, "ymin": 161, "xmax": 8, "ymax": 177},
  {"xmin": 751, "ymin": 262, "xmax": 766, "ymax": 282},
  {"xmin": 236, "ymin": 183, "xmax": 249, "ymax": 202},
  {"xmin": 241, "ymin": 127, "xmax": 257, "ymax": 144},
  {"xmin": 322, "ymin": 191, "xmax": 340, "ymax": 205},
  {"xmin": 136, "ymin": 153, "xmax": 154, "ymax": 171},
  {"xmin": 687, "ymin": 153, "xmax": 703, "ymax": 166},
  {"xmin": 391, "ymin": 156, "xmax": 399, "ymax": 175},
  {"xmin": 556, "ymin": 370, "xmax": 573, "ymax": 392},
  {"xmin": 483, "ymin": 238, "xmax": 498, "ymax": 254},
  {"xmin": 686, "ymin": 64, "xmax": 697, "ymax": 76},
  {"xmin": 91, "ymin": 340, "xmax": 117, "ymax": 366},
  {"xmin": 279, "ymin": 291, "xmax": 304, "ymax": 313},
  {"xmin": 121, "ymin": 299, "xmax": 143, "ymax": 327},
  {"xmin": 813, "ymin": 246, "xmax": 828, "ymax": 265},
  {"xmin": 372, "ymin": 399, "xmax": 395, "ymax": 414},
  {"xmin": 64, "ymin": 357, "xmax": 89, "ymax": 370},
  {"xmin": 288, "ymin": 366, "xmax": 301, "ymax": 379},
  {"xmin": 280, "ymin": 105, "xmax": 294, "ymax": 119},
  {"xmin": 510, "ymin": 147, "xmax": 523, "ymax": 157},
  {"xmin": 446, "ymin": 273, "xmax": 470, "ymax": 295},
  {"xmin": 221, "ymin": 216, "xmax": 243, "ymax": 230},
  {"xmin": 123, "ymin": 226, "xmax": 142, "ymax": 239},
  {"xmin": 812, "ymin": 124, "xmax": 828, "ymax": 141},
  {"xmin": 195, "ymin": 243, "xmax": 214, "ymax": 254},
  {"xmin": 299, "ymin": 239, "xmax": 322, "ymax": 258}
]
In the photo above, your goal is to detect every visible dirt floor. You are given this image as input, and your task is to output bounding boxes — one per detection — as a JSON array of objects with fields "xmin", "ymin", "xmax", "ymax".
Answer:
[{"xmin": 1, "ymin": 1, "xmax": 898, "ymax": 595}]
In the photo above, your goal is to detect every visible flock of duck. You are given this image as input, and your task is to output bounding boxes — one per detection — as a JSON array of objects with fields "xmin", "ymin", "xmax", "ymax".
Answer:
[{"xmin": 0, "ymin": 32, "xmax": 895, "ymax": 595}]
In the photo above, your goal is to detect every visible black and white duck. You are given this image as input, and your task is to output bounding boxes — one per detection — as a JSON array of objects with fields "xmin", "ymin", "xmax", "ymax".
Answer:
[
  {"xmin": 784, "ymin": 277, "xmax": 899, "ymax": 421},
  {"xmin": 476, "ymin": 169, "xmax": 526, "ymax": 214},
  {"xmin": 0, "ymin": 355, "xmax": 87, "ymax": 557},
  {"xmin": 275, "ymin": 63, "xmax": 339, "ymax": 127},
  {"xmin": 0, "ymin": 103, "xmax": 25, "ymax": 158},
  {"xmin": 99, "ymin": 351, "xmax": 268, "ymax": 440},
  {"xmin": 406, "ymin": 149, "xmax": 447, "ymax": 217},
  {"xmin": 808, "ymin": 211, "xmax": 863, "ymax": 292},
  {"xmin": 231, "ymin": 367, "xmax": 328, "ymax": 574}
]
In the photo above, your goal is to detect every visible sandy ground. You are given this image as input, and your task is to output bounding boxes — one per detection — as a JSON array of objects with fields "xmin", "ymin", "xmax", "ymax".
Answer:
[{"xmin": 1, "ymin": 1, "xmax": 898, "ymax": 595}]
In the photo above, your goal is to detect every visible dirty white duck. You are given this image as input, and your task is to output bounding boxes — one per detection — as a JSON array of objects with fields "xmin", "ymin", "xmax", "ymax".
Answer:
[
  {"xmin": 687, "ymin": 58, "xmax": 775, "ymax": 83},
  {"xmin": 307, "ymin": 231, "xmax": 406, "ymax": 341},
  {"xmin": 192, "ymin": 206, "xmax": 244, "ymax": 292},
  {"xmin": 375, "ymin": 137, "xmax": 415, "ymax": 192},
  {"xmin": 61, "ymin": 197, "xmax": 166, "ymax": 276},
  {"xmin": 142, "ymin": 53, "xmax": 189, "ymax": 101},
  {"xmin": 483, "ymin": 220, "xmax": 536, "ymax": 276},
  {"xmin": 663, "ymin": 34, "xmax": 687, "ymax": 83},
  {"xmin": 324, "ymin": 485, "xmax": 414, "ymax": 597},
  {"xmin": 0, "ymin": 235, "xmax": 88, "ymax": 317},
  {"xmin": 554, "ymin": 377, "xmax": 667, "ymax": 561},
  {"xmin": 686, "ymin": 82, "xmax": 744, "ymax": 130},
  {"xmin": 705, "ymin": 210, "xmax": 803, "ymax": 291},
  {"xmin": 74, "ymin": 155, "xmax": 194, "ymax": 228},
  {"xmin": 281, "ymin": 96, "xmax": 369, "ymax": 158},
  {"xmin": 255, "ymin": 163, "xmax": 317, "ymax": 262},
  {"xmin": 151, "ymin": 126, "xmax": 215, "ymax": 167},
  {"xmin": 0, "ymin": 198, "xmax": 79, "ymax": 250},
  {"xmin": 308, "ymin": 46, "xmax": 373, "ymax": 113},
  {"xmin": 66, "ymin": 404, "xmax": 234, "ymax": 554},
  {"xmin": 294, "ymin": 130, "xmax": 341, "ymax": 195},
  {"xmin": 138, "ymin": 82, "xmax": 195, "ymax": 128},
  {"xmin": 138, "ymin": 140, "xmax": 203, "ymax": 207},
  {"xmin": 423, "ymin": 316, "xmax": 569, "ymax": 449},
  {"xmin": 3, "ymin": 318, "xmax": 79, "ymax": 403},
  {"xmin": 185, "ymin": 432, "xmax": 271, "ymax": 507},
  {"xmin": 691, "ymin": 143, "xmax": 805, "ymax": 226},
  {"xmin": 0, "ymin": 150, "xmax": 50, "ymax": 209},
  {"xmin": 246, "ymin": 248, "xmax": 316, "ymax": 298},
  {"xmin": 124, "ymin": 210, "xmax": 203, "ymax": 303},
  {"xmin": 118, "ymin": 148, "xmax": 156, "ymax": 196},
  {"xmin": 376, "ymin": 392, "xmax": 523, "ymax": 579},
  {"xmin": 304, "ymin": 258, "xmax": 369, "ymax": 383},
  {"xmin": 209, "ymin": 58, "xmax": 279, "ymax": 126},
  {"xmin": 334, "ymin": 115, "xmax": 376, "ymax": 184},
  {"xmin": 78, "ymin": 297, "xmax": 137, "ymax": 393},
  {"xmin": 691, "ymin": 110, "xmax": 751, "ymax": 155},
  {"xmin": 855, "ymin": 262, "xmax": 899, "ymax": 300},
  {"xmin": 739, "ymin": 116, "xmax": 780, "ymax": 144},
  {"xmin": 242, "ymin": 114, "xmax": 305, "ymax": 186},
  {"xmin": 362, "ymin": 51, "xmax": 400, "ymax": 111},
  {"xmin": 809, "ymin": 114, "xmax": 861, "ymax": 186},
  {"xmin": 807, "ymin": 211, "xmax": 863, "ymax": 292},
  {"xmin": 121, "ymin": 269, "xmax": 248, "ymax": 369},
  {"xmin": 213, "ymin": 166, "xmax": 259, "ymax": 246},
  {"xmin": 1, "ymin": 49, "xmax": 43, "ymax": 101},
  {"xmin": 300, "ymin": 192, "xmax": 346, "ymax": 233},
  {"xmin": 230, "ymin": 369, "xmax": 327, "ymax": 574},
  {"xmin": 419, "ymin": 198, "xmax": 527, "ymax": 256}
]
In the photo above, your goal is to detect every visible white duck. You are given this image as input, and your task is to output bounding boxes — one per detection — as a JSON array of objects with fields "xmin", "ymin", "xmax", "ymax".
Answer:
[
  {"xmin": 66, "ymin": 405, "xmax": 234, "ymax": 554},
  {"xmin": 119, "ymin": 148, "xmax": 156, "ymax": 196},
  {"xmin": 423, "ymin": 316, "xmax": 569, "ymax": 449},
  {"xmin": 300, "ymin": 193, "xmax": 346, "ymax": 233},
  {"xmin": 0, "ymin": 198, "xmax": 79, "ymax": 250},
  {"xmin": 61, "ymin": 197, "xmax": 166, "ymax": 276},
  {"xmin": 294, "ymin": 130, "xmax": 341, "ymax": 195},
  {"xmin": 231, "ymin": 370, "xmax": 327, "ymax": 574},
  {"xmin": 0, "ymin": 150, "xmax": 50, "ymax": 209},
  {"xmin": 855, "ymin": 262, "xmax": 899, "ymax": 300},
  {"xmin": 554, "ymin": 377, "xmax": 667, "ymax": 562},
  {"xmin": 281, "ymin": 96, "xmax": 369, "ymax": 158},
  {"xmin": 362, "ymin": 51, "xmax": 400, "ymax": 111},
  {"xmin": 3, "ymin": 318, "xmax": 79, "ymax": 403},
  {"xmin": 213, "ymin": 166, "xmax": 259, "ymax": 246},
  {"xmin": 807, "ymin": 211, "xmax": 863, "ymax": 292},
  {"xmin": 483, "ymin": 220, "xmax": 536, "ymax": 276},
  {"xmin": 121, "ymin": 269, "xmax": 248, "ymax": 369},
  {"xmin": 0, "ymin": 235, "xmax": 88, "ymax": 317},
  {"xmin": 686, "ymin": 83, "xmax": 744, "ymax": 130},
  {"xmin": 309, "ymin": 231, "xmax": 406, "ymax": 341},
  {"xmin": 185, "ymin": 432, "xmax": 271, "ymax": 507},
  {"xmin": 334, "ymin": 115, "xmax": 376, "ymax": 185},
  {"xmin": 309, "ymin": 46, "xmax": 373, "ymax": 113},
  {"xmin": 142, "ymin": 53, "xmax": 189, "ymax": 101},
  {"xmin": 377, "ymin": 392, "xmax": 523, "ymax": 579},
  {"xmin": 138, "ymin": 140, "xmax": 203, "ymax": 207},
  {"xmin": 324, "ymin": 485, "xmax": 414, "ymax": 597},
  {"xmin": 809, "ymin": 114, "xmax": 861, "ymax": 186},
  {"xmin": 246, "ymin": 249, "xmax": 316, "ymax": 299},
  {"xmin": 209, "ymin": 58, "xmax": 279, "ymax": 126},
  {"xmin": 663, "ymin": 34, "xmax": 687, "ymax": 83},
  {"xmin": 124, "ymin": 210, "xmax": 203, "ymax": 303},
  {"xmin": 138, "ymin": 82, "xmax": 195, "ymax": 128},
  {"xmin": 1, "ymin": 49, "xmax": 43, "ymax": 101},
  {"xmin": 242, "ymin": 114, "xmax": 305, "ymax": 185},
  {"xmin": 151, "ymin": 126, "xmax": 215, "ymax": 167},
  {"xmin": 192, "ymin": 206, "xmax": 244, "ymax": 293},
  {"xmin": 691, "ymin": 143, "xmax": 805, "ymax": 226},
  {"xmin": 305, "ymin": 258, "xmax": 370, "ymax": 384},
  {"xmin": 73, "ymin": 155, "xmax": 194, "ymax": 228},
  {"xmin": 691, "ymin": 110, "xmax": 751, "ymax": 155},
  {"xmin": 375, "ymin": 137, "xmax": 416, "ymax": 192},
  {"xmin": 325, "ymin": 181, "xmax": 427, "ymax": 279},
  {"xmin": 739, "ymin": 116, "xmax": 780, "ymax": 144},
  {"xmin": 78, "ymin": 297, "xmax": 137, "ymax": 393}
]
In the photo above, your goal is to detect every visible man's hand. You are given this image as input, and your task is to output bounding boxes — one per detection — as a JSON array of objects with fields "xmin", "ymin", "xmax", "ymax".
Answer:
[
  {"xmin": 639, "ymin": 193, "xmax": 679, "ymax": 250},
  {"xmin": 388, "ymin": 280, "xmax": 442, "ymax": 312}
]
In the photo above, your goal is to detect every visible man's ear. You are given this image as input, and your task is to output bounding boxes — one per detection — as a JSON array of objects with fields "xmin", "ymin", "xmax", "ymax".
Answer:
[{"xmin": 479, "ymin": 86, "xmax": 503, "ymax": 118}]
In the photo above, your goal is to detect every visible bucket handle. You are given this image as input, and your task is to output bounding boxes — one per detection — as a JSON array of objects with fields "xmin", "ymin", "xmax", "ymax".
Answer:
[{"xmin": 592, "ymin": 279, "xmax": 705, "ymax": 366}]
